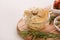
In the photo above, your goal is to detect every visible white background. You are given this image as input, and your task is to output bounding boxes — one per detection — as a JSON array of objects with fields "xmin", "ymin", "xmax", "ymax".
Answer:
[{"xmin": 0, "ymin": 0, "xmax": 54, "ymax": 40}]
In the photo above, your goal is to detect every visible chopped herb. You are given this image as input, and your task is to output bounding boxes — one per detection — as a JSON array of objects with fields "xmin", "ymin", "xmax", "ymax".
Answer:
[
  {"xmin": 49, "ymin": 16, "xmax": 56, "ymax": 24},
  {"xmin": 20, "ymin": 30, "xmax": 60, "ymax": 39},
  {"xmin": 20, "ymin": 30, "xmax": 29, "ymax": 38}
]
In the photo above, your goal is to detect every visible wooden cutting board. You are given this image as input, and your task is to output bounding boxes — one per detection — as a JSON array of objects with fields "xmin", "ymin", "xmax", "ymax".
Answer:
[{"xmin": 17, "ymin": 18, "xmax": 60, "ymax": 40}]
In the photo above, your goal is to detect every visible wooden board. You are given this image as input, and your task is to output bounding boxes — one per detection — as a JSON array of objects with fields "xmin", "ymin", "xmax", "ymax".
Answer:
[{"xmin": 17, "ymin": 18, "xmax": 60, "ymax": 40}]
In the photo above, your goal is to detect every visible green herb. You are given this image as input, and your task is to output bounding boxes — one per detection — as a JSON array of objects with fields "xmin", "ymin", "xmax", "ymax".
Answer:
[
  {"xmin": 20, "ymin": 30, "xmax": 60, "ymax": 39},
  {"xmin": 20, "ymin": 30, "xmax": 29, "ymax": 38},
  {"xmin": 49, "ymin": 16, "xmax": 56, "ymax": 24},
  {"xmin": 50, "ymin": 16, "xmax": 56, "ymax": 20}
]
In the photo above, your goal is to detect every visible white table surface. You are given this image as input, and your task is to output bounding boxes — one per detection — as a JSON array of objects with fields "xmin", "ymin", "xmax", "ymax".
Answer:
[{"xmin": 0, "ymin": 0, "xmax": 54, "ymax": 40}]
